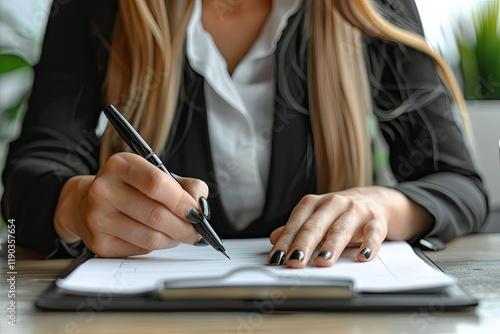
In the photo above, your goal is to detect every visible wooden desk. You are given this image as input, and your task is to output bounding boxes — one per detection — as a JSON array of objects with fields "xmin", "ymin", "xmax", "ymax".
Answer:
[{"xmin": 1, "ymin": 234, "xmax": 499, "ymax": 334}]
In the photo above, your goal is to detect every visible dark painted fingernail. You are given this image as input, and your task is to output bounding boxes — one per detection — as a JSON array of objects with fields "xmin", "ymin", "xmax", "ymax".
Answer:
[
  {"xmin": 318, "ymin": 250, "xmax": 333, "ymax": 261},
  {"xmin": 269, "ymin": 250, "xmax": 285, "ymax": 265},
  {"xmin": 289, "ymin": 250, "xmax": 305, "ymax": 262},
  {"xmin": 186, "ymin": 208, "xmax": 204, "ymax": 224},
  {"xmin": 193, "ymin": 238, "xmax": 209, "ymax": 247},
  {"xmin": 199, "ymin": 197, "xmax": 211, "ymax": 219},
  {"xmin": 360, "ymin": 248, "xmax": 372, "ymax": 259}
]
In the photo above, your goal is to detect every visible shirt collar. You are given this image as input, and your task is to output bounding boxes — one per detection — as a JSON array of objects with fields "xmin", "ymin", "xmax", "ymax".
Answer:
[{"xmin": 186, "ymin": 0, "xmax": 303, "ymax": 111}]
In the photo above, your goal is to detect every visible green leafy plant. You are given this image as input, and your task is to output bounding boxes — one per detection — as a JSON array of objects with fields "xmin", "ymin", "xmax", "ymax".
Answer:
[
  {"xmin": 455, "ymin": 0, "xmax": 500, "ymax": 100},
  {"xmin": 0, "ymin": 53, "xmax": 32, "ymax": 230},
  {"xmin": 0, "ymin": 1, "xmax": 50, "ymax": 233},
  {"xmin": 0, "ymin": 54, "xmax": 32, "ymax": 138},
  {"xmin": 0, "ymin": 54, "xmax": 33, "ymax": 231}
]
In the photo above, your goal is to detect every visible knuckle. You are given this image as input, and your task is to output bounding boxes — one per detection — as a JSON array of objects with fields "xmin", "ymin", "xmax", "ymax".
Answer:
[
  {"xmin": 347, "ymin": 200, "xmax": 361, "ymax": 211},
  {"xmin": 368, "ymin": 220, "xmax": 388, "ymax": 237},
  {"xmin": 330, "ymin": 222, "xmax": 351, "ymax": 239},
  {"xmin": 201, "ymin": 182, "xmax": 209, "ymax": 197},
  {"xmin": 143, "ymin": 169, "xmax": 163, "ymax": 195},
  {"xmin": 300, "ymin": 219, "xmax": 323, "ymax": 236},
  {"xmin": 143, "ymin": 231, "xmax": 164, "ymax": 250},
  {"xmin": 327, "ymin": 193, "xmax": 345, "ymax": 206},
  {"xmin": 271, "ymin": 228, "xmax": 295, "ymax": 249},
  {"xmin": 88, "ymin": 179, "xmax": 106, "ymax": 201},
  {"xmin": 300, "ymin": 194, "xmax": 319, "ymax": 207},
  {"xmin": 363, "ymin": 234, "xmax": 380, "ymax": 246},
  {"xmin": 320, "ymin": 239, "xmax": 336, "ymax": 250},
  {"xmin": 85, "ymin": 207, "xmax": 104, "ymax": 231},
  {"xmin": 172, "ymin": 191, "xmax": 191, "ymax": 216},
  {"xmin": 291, "ymin": 239, "xmax": 314, "ymax": 251},
  {"xmin": 106, "ymin": 153, "xmax": 126, "ymax": 170},
  {"xmin": 192, "ymin": 179, "xmax": 209, "ymax": 196},
  {"xmin": 348, "ymin": 200, "xmax": 370, "ymax": 219},
  {"xmin": 178, "ymin": 230, "xmax": 199, "ymax": 245},
  {"xmin": 85, "ymin": 210, "xmax": 97, "ymax": 228},
  {"xmin": 86, "ymin": 238, "xmax": 107, "ymax": 257},
  {"xmin": 280, "ymin": 222, "xmax": 302, "ymax": 238},
  {"xmin": 146, "ymin": 204, "xmax": 168, "ymax": 229},
  {"xmin": 105, "ymin": 153, "xmax": 119, "ymax": 167},
  {"xmin": 372, "ymin": 211, "xmax": 386, "ymax": 222}
]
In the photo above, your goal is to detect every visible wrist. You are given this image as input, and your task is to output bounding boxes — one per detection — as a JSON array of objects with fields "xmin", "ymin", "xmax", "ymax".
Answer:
[
  {"xmin": 54, "ymin": 175, "xmax": 94, "ymax": 244},
  {"xmin": 380, "ymin": 186, "xmax": 434, "ymax": 240}
]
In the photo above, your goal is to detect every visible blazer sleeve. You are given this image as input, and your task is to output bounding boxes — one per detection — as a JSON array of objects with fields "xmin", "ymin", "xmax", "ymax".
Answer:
[
  {"xmin": 1, "ymin": 0, "xmax": 116, "ymax": 258},
  {"xmin": 365, "ymin": 0, "xmax": 489, "ymax": 242}
]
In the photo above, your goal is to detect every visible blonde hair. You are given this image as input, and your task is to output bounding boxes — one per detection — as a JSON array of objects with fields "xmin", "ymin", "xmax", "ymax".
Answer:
[
  {"xmin": 102, "ymin": 1, "xmax": 193, "ymax": 160},
  {"xmin": 102, "ymin": 0, "xmax": 469, "ymax": 194}
]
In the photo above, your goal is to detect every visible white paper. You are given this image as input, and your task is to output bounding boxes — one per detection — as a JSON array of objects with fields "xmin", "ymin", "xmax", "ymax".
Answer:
[{"xmin": 56, "ymin": 239, "xmax": 455, "ymax": 295}]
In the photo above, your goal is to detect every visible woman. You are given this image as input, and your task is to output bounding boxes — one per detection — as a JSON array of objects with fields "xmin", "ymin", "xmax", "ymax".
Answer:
[{"xmin": 1, "ymin": 0, "xmax": 488, "ymax": 266}]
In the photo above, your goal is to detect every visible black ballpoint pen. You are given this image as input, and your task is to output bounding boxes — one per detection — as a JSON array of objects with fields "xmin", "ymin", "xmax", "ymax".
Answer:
[{"xmin": 102, "ymin": 104, "xmax": 230, "ymax": 260}]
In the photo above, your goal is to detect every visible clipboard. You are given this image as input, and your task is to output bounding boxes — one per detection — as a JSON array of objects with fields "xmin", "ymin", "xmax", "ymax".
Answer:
[{"xmin": 35, "ymin": 245, "xmax": 478, "ymax": 312}]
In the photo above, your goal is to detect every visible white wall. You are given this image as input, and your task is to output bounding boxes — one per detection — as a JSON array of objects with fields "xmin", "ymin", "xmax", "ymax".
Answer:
[{"xmin": 415, "ymin": 0, "xmax": 500, "ymax": 210}]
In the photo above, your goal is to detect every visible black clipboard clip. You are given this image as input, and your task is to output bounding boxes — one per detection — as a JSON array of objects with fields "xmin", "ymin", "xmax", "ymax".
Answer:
[{"xmin": 155, "ymin": 266, "xmax": 354, "ymax": 300}]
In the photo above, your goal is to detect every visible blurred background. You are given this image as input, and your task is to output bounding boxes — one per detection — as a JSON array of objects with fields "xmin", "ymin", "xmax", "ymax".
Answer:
[
  {"xmin": 0, "ymin": 0, "xmax": 499, "ymax": 232},
  {"xmin": 1, "ymin": 0, "xmax": 52, "ymax": 233}
]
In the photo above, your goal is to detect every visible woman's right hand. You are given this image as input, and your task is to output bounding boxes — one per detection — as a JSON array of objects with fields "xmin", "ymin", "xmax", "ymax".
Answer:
[{"xmin": 54, "ymin": 152, "xmax": 209, "ymax": 257}]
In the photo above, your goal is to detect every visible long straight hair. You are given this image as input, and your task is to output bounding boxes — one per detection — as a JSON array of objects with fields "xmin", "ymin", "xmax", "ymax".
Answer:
[{"xmin": 102, "ymin": 0, "xmax": 469, "ymax": 193}]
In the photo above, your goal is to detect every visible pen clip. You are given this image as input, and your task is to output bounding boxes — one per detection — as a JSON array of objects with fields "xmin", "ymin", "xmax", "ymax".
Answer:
[{"xmin": 130, "ymin": 138, "xmax": 152, "ymax": 157}]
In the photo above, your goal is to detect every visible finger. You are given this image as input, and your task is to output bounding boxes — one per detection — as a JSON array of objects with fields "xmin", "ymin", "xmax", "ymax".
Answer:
[
  {"xmin": 268, "ymin": 195, "xmax": 318, "ymax": 265},
  {"xmin": 269, "ymin": 226, "xmax": 285, "ymax": 245},
  {"xmin": 109, "ymin": 153, "xmax": 199, "ymax": 220},
  {"xmin": 176, "ymin": 175, "xmax": 211, "ymax": 219},
  {"xmin": 85, "ymin": 234, "xmax": 151, "ymax": 258},
  {"xmin": 95, "ymin": 211, "xmax": 179, "ymax": 251},
  {"xmin": 176, "ymin": 175, "xmax": 209, "ymax": 204},
  {"xmin": 356, "ymin": 220, "xmax": 387, "ymax": 262},
  {"xmin": 284, "ymin": 205, "xmax": 339, "ymax": 269},
  {"xmin": 312, "ymin": 210, "xmax": 362, "ymax": 267},
  {"xmin": 107, "ymin": 183, "xmax": 200, "ymax": 245}
]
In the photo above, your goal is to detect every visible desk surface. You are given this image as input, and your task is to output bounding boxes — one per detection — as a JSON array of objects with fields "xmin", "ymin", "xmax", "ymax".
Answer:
[{"xmin": 1, "ymin": 234, "xmax": 499, "ymax": 334}]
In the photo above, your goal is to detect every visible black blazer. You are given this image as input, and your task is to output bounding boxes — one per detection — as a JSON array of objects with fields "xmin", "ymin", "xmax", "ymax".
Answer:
[{"xmin": 1, "ymin": 0, "xmax": 488, "ymax": 258}]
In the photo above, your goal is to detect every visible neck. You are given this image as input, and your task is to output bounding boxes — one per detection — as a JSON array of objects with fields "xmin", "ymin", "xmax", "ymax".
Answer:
[{"xmin": 203, "ymin": 0, "xmax": 272, "ymax": 18}]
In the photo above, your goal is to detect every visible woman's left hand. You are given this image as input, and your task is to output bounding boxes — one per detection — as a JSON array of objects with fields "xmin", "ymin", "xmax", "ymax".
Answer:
[{"xmin": 268, "ymin": 186, "xmax": 433, "ymax": 268}]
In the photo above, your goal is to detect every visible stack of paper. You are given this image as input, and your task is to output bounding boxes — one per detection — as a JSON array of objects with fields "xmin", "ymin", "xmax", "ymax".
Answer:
[{"xmin": 56, "ymin": 239, "xmax": 455, "ymax": 296}]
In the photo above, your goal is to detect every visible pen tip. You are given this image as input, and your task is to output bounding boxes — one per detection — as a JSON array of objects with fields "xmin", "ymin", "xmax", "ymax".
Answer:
[{"xmin": 222, "ymin": 251, "xmax": 230, "ymax": 260}]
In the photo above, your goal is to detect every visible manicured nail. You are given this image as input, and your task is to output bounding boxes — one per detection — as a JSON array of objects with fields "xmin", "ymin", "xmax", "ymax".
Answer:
[
  {"xmin": 317, "ymin": 250, "xmax": 333, "ymax": 261},
  {"xmin": 186, "ymin": 208, "xmax": 204, "ymax": 224},
  {"xmin": 360, "ymin": 248, "xmax": 371, "ymax": 259},
  {"xmin": 269, "ymin": 250, "xmax": 285, "ymax": 265},
  {"xmin": 199, "ymin": 197, "xmax": 211, "ymax": 219},
  {"xmin": 289, "ymin": 250, "xmax": 305, "ymax": 262},
  {"xmin": 193, "ymin": 238, "xmax": 209, "ymax": 246}
]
